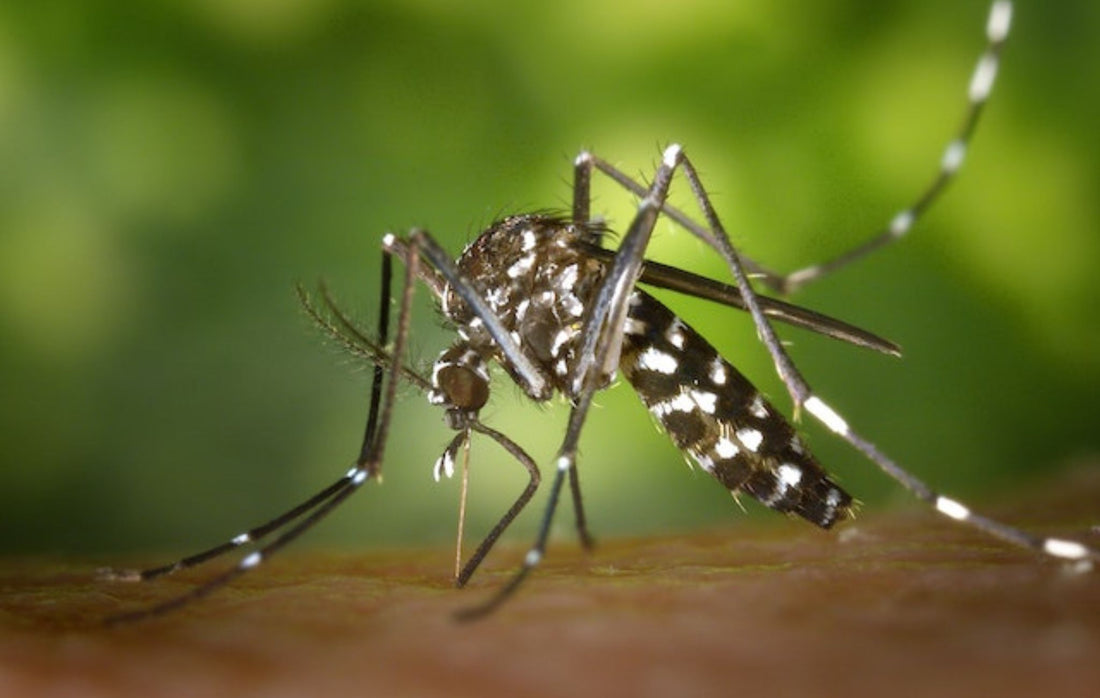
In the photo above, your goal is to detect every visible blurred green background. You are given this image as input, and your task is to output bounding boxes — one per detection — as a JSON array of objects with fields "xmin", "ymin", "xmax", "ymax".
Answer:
[{"xmin": 2, "ymin": 0, "xmax": 1098, "ymax": 560}]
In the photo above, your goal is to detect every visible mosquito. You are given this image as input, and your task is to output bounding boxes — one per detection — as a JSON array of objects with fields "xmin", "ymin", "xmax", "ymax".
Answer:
[{"xmin": 100, "ymin": 0, "xmax": 1096, "ymax": 624}]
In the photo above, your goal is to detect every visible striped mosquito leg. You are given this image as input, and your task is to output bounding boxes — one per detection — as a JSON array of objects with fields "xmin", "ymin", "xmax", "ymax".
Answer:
[
  {"xmin": 103, "ymin": 232, "xmax": 420, "ymax": 624},
  {"xmin": 621, "ymin": 290, "xmax": 853, "ymax": 527},
  {"xmin": 775, "ymin": 0, "xmax": 1014, "ymax": 294},
  {"xmin": 97, "ymin": 475, "xmax": 356, "ymax": 583},
  {"xmin": 103, "ymin": 467, "xmax": 375, "ymax": 625},
  {"xmin": 803, "ymin": 396, "xmax": 1097, "ymax": 566},
  {"xmin": 100, "ymin": 249, "xmax": 401, "ymax": 587},
  {"xmin": 671, "ymin": 137, "xmax": 1096, "ymax": 566},
  {"xmin": 576, "ymin": 2, "xmax": 1013, "ymax": 295}
]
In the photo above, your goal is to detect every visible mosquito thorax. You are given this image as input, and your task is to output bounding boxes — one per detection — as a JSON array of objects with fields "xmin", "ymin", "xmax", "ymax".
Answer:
[{"xmin": 441, "ymin": 215, "xmax": 606, "ymax": 402}]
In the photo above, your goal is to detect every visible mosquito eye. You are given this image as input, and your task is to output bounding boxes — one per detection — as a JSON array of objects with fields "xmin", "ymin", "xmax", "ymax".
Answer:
[{"xmin": 437, "ymin": 364, "xmax": 490, "ymax": 412}]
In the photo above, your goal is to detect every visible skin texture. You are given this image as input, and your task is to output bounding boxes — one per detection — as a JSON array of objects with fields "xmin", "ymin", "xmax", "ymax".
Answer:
[{"xmin": 2, "ymin": 467, "xmax": 1098, "ymax": 698}]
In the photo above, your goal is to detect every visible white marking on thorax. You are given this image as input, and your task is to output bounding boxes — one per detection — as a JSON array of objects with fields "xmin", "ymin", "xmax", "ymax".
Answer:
[
  {"xmin": 507, "ymin": 253, "xmax": 536, "ymax": 279},
  {"xmin": 551, "ymin": 326, "xmax": 577, "ymax": 358},
  {"xmin": 558, "ymin": 264, "xmax": 579, "ymax": 291},
  {"xmin": 562, "ymin": 292, "xmax": 585, "ymax": 318},
  {"xmin": 521, "ymin": 229, "xmax": 537, "ymax": 252}
]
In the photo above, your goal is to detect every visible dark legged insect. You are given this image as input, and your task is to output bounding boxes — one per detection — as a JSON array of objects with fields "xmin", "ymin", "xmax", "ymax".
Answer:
[{"xmin": 100, "ymin": 0, "xmax": 1095, "ymax": 624}]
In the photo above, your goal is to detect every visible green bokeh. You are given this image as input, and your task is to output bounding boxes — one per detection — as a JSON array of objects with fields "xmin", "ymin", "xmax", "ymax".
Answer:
[{"xmin": 2, "ymin": 1, "xmax": 1098, "ymax": 558}]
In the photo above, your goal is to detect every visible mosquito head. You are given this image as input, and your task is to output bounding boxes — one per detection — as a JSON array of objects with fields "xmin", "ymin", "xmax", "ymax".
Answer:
[
  {"xmin": 436, "ymin": 364, "xmax": 489, "ymax": 430},
  {"xmin": 429, "ymin": 343, "xmax": 491, "ymax": 429}
]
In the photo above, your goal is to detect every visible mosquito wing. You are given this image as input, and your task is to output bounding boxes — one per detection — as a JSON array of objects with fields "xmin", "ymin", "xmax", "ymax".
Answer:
[{"xmin": 578, "ymin": 242, "xmax": 900, "ymax": 357}]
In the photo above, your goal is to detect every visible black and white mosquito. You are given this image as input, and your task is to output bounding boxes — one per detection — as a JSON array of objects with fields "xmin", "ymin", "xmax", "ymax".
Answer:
[{"xmin": 101, "ymin": 0, "xmax": 1097, "ymax": 624}]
